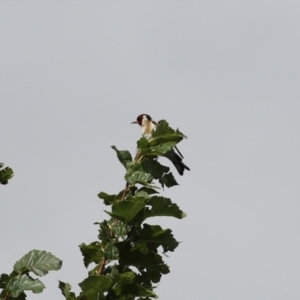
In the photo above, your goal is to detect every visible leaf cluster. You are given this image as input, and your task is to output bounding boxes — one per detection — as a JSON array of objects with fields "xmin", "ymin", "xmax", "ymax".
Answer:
[
  {"xmin": 61, "ymin": 120, "xmax": 188, "ymax": 299},
  {"xmin": 0, "ymin": 163, "xmax": 14, "ymax": 185},
  {"xmin": 112, "ymin": 120, "xmax": 186, "ymax": 189},
  {"xmin": 0, "ymin": 120, "xmax": 188, "ymax": 300},
  {"xmin": 0, "ymin": 250, "xmax": 62, "ymax": 299}
]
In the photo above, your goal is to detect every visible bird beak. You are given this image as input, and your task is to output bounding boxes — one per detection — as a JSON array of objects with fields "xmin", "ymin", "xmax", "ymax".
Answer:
[{"xmin": 131, "ymin": 121, "xmax": 138, "ymax": 124}]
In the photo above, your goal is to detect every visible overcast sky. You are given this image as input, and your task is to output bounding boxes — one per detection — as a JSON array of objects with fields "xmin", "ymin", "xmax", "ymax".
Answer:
[{"xmin": 1, "ymin": 2, "xmax": 300, "ymax": 300}]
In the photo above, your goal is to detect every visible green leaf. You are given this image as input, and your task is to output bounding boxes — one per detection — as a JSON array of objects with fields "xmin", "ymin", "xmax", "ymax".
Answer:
[
  {"xmin": 145, "ymin": 196, "xmax": 186, "ymax": 219},
  {"xmin": 14, "ymin": 250, "xmax": 62, "ymax": 276},
  {"xmin": 151, "ymin": 120, "xmax": 186, "ymax": 139},
  {"xmin": 0, "ymin": 163, "xmax": 14, "ymax": 185},
  {"xmin": 114, "ymin": 242, "xmax": 168, "ymax": 283},
  {"xmin": 116, "ymin": 282, "xmax": 157, "ymax": 299},
  {"xmin": 137, "ymin": 137, "xmax": 149, "ymax": 150},
  {"xmin": 6, "ymin": 275, "xmax": 45, "ymax": 297},
  {"xmin": 159, "ymin": 172, "xmax": 178, "ymax": 188},
  {"xmin": 125, "ymin": 162, "xmax": 161, "ymax": 188},
  {"xmin": 58, "ymin": 281, "xmax": 77, "ymax": 299},
  {"xmin": 104, "ymin": 243, "xmax": 119, "ymax": 260},
  {"xmin": 135, "ymin": 270, "xmax": 157, "ymax": 288},
  {"xmin": 0, "ymin": 273, "xmax": 9, "ymax": 289},
  {"xmin": 141, "ymin": 160, "xmax": 169, "ymax": 179},
  {"xmin": 79, "ymin": 275, "xmax": 111, "ymax": 299},
  {"xmin": 119, "ymin": 271, "xmax": 136, "ymax": 285},
  {"xmin": 79, "ymin": 242, "xmax": 104, "ymax": 268},
  {"xmin": 134, "ymin": 120, "xmax": 187, "ymax": 158},
  {"xmin": 151, "ymin": 136, "xmax": 182, "ymax": 147},
  {"xmin": 9, "ymin": 292, "xmax": 26, "ymax": 300},
  {"xmin": 106, "ymin": 267, "xmax": 136, "ymax": 288},
  {"xmin": 107, "ymin": 200, "xmax": 146, "ymax": 224},
  {"xmin": 150, "ymin": 141, "xmax": 181, "ymax": 156},
  {"xmin": 137, "ymin": 224, "xmax": 179, "ymax": 253},
  {"xmin": 105, "ymin": 268, "xmax": 139, "ymax": 299},
  {"xmin": 96, "ymin": 220, "xmax": 111, "ymax": 244},
  {"xmin": 111, "ymin": 146, "xmax": 132, "ymax": 168},
  {"xmin": 135, "ymin": 187, "xmax": 158, "ymax": 198},
  {"xmin": 108, "ymin": 219, "xmax": 128, "ymax": 239},
  {"xmin": 119, "ymin": 250, "xmax": 169, "ymax": 276},
  {"xmin": 106, "ymin": 267, "xmax": 121, "ymax": 287},
  {"xmin": 98, "ymin": 191, "xmax": 121, "ymax": 205},
  {"xmin": 125, "ymin": 170, "xmax": 154, "ymax": 187},
  {"xmin": 132, "ymin": 241, "xmax": 149, "ymax": 254},
  {"xmin": 0, "ymin": 290, "xmax": 26, "ymax": 300}
]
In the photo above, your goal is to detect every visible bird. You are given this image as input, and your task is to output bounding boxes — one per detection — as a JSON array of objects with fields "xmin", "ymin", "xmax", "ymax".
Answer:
[{"xmin": 131, "ymin": 114, "xmax": 190, "ymax": 175}]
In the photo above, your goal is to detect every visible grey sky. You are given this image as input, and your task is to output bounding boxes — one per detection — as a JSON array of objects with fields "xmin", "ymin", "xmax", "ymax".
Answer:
[{"xmin": 1, "ymin": 2, "xmax": 300, "ymax": 299}]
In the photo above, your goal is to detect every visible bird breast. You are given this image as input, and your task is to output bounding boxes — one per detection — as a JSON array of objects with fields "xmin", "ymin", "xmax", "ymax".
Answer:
[{"xmin": 142, "ymin": 121, "xmax": 156, "ymax": 138}]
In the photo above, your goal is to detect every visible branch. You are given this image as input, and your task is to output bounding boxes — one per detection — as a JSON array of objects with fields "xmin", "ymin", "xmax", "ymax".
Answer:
[{"xmin": 96, "ymin": 257, "xmax": 106, "ymax": 276}]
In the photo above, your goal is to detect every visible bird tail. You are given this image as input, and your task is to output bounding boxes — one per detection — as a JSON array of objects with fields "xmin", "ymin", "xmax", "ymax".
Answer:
[{"xmin": 165, "ymin": 149, "xmax": 190, "ymax": 176}]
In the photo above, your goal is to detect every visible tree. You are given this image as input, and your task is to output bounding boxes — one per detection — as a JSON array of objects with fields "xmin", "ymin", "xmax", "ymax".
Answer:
[{"xmin": 1, "ymin": 120, "xmax": 188, "ymax": 300}]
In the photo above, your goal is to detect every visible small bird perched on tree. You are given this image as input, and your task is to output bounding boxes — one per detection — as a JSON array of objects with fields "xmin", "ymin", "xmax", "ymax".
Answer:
[{"xmin": 131, "ymin": 114, "xmax": 190, "ymax": 175}]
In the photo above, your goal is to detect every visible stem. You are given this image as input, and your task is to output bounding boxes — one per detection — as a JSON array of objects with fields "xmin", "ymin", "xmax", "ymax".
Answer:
[
  {"xmin": 96, "ymin": 257, "xmax": 106, "ymax": 275},
  {"xmin": 121, "ymin": 183, "xmax": 129, "ymax": 201},
  {"xmin": 2, "ymin": 291, "xmax": 10, "ymax": 300},
  {"xmin": 134, "ymin": 149, "xmax": 142, "ymax": 162}
]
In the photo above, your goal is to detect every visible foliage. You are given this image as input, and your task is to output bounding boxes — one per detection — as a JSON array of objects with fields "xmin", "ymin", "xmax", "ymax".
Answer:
[
  {"xmin": 0, "ymin": 163, "xmax": 14, "ymax": 185},
  {"xmin": 71, "ymin": 120, "xmax": 187, "ymax": 299},
  {"xmin": 1, "ymin": 119, "xmax": 188, "ymax": 300},
  {"xmin": 0, "ymin": 250, "xmax": 62, "ymax": 299}
]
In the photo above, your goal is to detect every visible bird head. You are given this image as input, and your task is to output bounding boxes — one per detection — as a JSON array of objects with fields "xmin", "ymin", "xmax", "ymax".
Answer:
[
  {"xmin": 131, "ymin": 114, "xmax": 154, "ymax": 126},
  {"xmin": 131, "ymin": 114, "xmax": 157, "ymax": 138}
]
